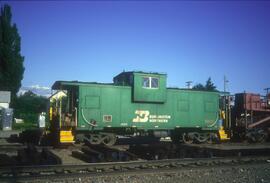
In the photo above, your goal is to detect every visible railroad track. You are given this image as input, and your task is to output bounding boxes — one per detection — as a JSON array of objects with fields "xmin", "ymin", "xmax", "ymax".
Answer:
[
  {"xmin": 0, "ymin": 143, "xmax": 25, "ymax": 149},
  {"xmin": 0, "ymin": 144, "xmax": 53, "ymax": 152},
  {"xmin": 0, "ymin": 156, "xmax": 269, "ymax": 181}
]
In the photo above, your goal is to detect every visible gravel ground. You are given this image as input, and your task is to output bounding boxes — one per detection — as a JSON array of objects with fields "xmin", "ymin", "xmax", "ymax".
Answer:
[{"xmin": 16, "ymin": 162, "xmax": 270, "ymax": 183}]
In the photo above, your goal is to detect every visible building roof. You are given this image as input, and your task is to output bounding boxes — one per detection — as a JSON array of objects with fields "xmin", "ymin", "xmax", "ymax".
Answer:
[
  {"xmin": 49, "ymin": 90, "xmax": 67, "ymax": 101},
  {"xmin": 0, "ymin": 91, "xmax": 11, "ymax": 103}
]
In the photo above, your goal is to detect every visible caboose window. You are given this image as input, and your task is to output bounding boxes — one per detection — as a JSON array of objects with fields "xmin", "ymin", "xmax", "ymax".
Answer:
[
  {"xmin": 142, "ymin": 77, "xmax": 159, "ymax": 89},
  {"xmin": 142, "ymin": 77, "xmax": 150, "ymax": 88},
  {"xmin": 151, "ymin": 78, "xmax": 159, "ymax": 88}
]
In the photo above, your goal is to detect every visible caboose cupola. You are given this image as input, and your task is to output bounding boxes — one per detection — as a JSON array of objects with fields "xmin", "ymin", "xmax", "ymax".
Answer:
[{"xmin": 114, "ymin": 71, "xmax": 167, "ymax": 103}]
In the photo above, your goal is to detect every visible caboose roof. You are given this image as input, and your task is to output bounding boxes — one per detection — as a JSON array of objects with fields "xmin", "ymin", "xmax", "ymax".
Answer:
[
  {"xmin": 53, "ymin": 71, "xmax": 167, "ymax": 90},
  {"xmin": 52, "ymin": 80, "xmax": 113, "ymax": 90},
  {"xmin": 113, "ymin": 71, "xmax": 166, "ymax": 78}
]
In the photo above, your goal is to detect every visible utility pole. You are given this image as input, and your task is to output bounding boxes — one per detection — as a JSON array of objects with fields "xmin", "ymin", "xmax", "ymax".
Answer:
[
  {"xmin": 224, "ymin": 76, "xmax": 229, "ymax": 93},
  {"xmin": 264, "ymin": 88, "xmax": 270, "ymax": 107},
  {"xmin": 186, "ymin": 81, "xmax": 193, "ymax": 89},
  {"xmin": 264, "ymin": 88, "xmax": 270, "ymax": 94},
  {"xmin": 223, "ymin": 76, "xmax": 230, "ymax": 130}
]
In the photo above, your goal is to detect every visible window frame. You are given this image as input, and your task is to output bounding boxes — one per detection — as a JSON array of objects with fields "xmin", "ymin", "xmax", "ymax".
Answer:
[
  {"xmin": 142, "ymin": 76, "xmax": 159, "ymax": 89},
  {"xmin": 142, "ymin": 77, "xmax": 150, "ymax": 88}
]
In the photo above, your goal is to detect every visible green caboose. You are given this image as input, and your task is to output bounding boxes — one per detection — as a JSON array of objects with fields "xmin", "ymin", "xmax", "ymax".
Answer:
[{"xmin": 51, "ymin": 71, "xmax": 220, "ymax": 145}]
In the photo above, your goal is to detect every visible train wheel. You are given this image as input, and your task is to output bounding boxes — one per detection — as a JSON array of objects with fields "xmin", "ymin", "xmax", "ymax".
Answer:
[
  {"xmin": 246, "ymin": 129, "xmax": 267, "ymax": 143},
  {"xmin": 257, "ymin": 132, "xmax": 267, "ymax": 143},
  {"xmin": 101, "ymin": 134, "xmax": 117, "ymax": 146},
  {"xmin": 182, "ymin": 133, "xmax": 193, "ymax": 144},
  {"xmin": 194, "ymin": 133, "xmax": 208, "ymax": 143},
  {"xmin": 89, "ymin": 134, "xmax": 102, "ymax": 145}
]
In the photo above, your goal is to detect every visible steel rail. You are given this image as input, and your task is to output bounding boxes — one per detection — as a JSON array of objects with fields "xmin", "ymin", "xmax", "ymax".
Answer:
[{"xmin": 0, "ymin": 156, "xmax": 269, "ymax": 181}]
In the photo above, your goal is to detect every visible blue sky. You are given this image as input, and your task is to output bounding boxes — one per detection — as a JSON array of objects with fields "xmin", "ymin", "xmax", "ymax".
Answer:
[{"xmin": 3, "ymin": 1, "xmax": 270, "ymax": 94}]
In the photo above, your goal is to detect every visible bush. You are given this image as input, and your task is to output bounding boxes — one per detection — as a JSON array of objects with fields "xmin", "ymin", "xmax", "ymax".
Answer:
[{"xmin": 12, "ymin": 91, "xmax": 49, "ymax": 129}]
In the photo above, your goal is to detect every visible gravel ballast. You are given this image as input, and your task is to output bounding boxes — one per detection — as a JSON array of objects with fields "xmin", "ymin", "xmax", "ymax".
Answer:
[{"xmin": 19, "ymin": 162, "xmax": 270, "ymax": 183}]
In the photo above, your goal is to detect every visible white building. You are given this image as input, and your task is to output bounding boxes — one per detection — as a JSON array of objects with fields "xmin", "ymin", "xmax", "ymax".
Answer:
[
  {"xmin": 49, "ymin": 90, "xmax": 67, "ymax": 102},
  {"xmin": 0, "ymin": 91, "xmax": 11, "ymax": 109}
]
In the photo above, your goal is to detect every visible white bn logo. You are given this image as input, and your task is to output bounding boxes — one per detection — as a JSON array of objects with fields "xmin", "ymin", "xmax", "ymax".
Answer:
[{"xmin": 132, "ymin": 110, "xmax": 149, "ymax": 122}]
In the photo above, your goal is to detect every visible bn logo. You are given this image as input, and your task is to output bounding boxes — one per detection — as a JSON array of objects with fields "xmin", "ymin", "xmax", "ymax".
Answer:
[{"xmin": 132, "ymin": 110, "xmax": 149, "ymax": 123}]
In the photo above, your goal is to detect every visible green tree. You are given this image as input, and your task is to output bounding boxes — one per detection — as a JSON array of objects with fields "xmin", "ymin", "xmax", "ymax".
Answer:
[
  {"xmin": 13, "ymin": 91, "xmax": 48, "ymax": 123},
  {"xmin": 0, "ymin": 4, "xmax": 24, "ymax": 102},
  {"xmin": 205, "ymin": 77, "xmax": 217, "ymax": 91},
  {"xmin": 192, "ymin": 77, "xmax": 218, "ymax": 91},
  {"xmin": 192, "ymin": 83, "xmax": 205, "ymax": 91}
]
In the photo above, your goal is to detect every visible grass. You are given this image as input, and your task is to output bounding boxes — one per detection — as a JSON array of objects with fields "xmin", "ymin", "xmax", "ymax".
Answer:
[{"xmin": 12, "ymin": 121, "xmax": 38, "ymax": 130}]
